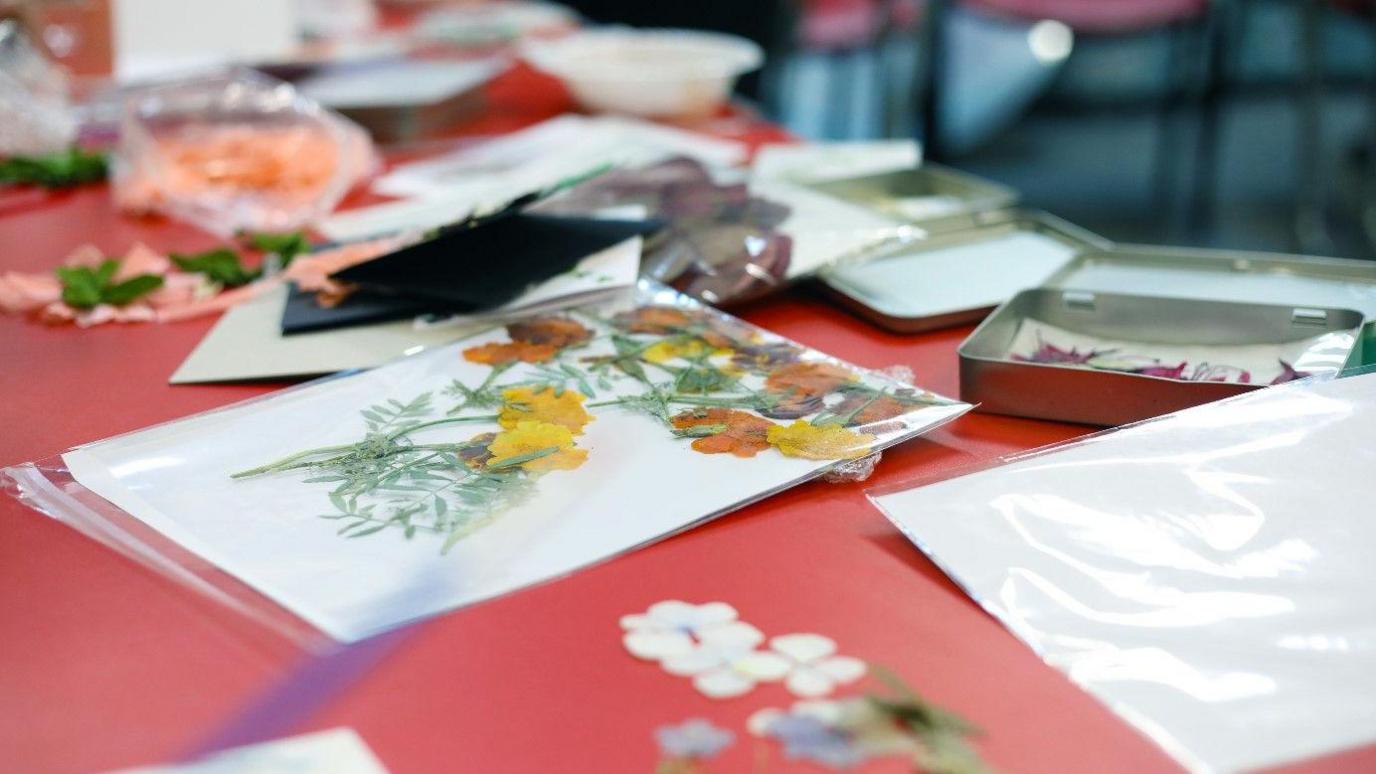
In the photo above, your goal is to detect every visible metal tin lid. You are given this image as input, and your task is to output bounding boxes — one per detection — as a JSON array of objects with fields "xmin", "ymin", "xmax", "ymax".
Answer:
[
  {"xmin": 1046, "ymin": 244, "xmax": 1376, "ymax": 319},
  {"xmin": 807, "ymin": 163, "xmax": 1019, "ymax": 224},
  {"xmin": 818, "ymin": 209, "xmax": 1109, "ymax": 333}
]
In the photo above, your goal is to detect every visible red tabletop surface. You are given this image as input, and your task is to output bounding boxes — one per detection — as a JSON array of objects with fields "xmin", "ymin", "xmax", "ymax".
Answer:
[{"xmin": 2, "ymin": 65, "xmax": 1373, "ymax": 774}]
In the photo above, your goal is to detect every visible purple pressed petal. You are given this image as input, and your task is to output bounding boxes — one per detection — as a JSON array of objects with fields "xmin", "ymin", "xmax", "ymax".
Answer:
[
  {"xmin": 1016, "ymin": 335, "xmax": 1100, "ymax": 365},
  {"xmin": 1132, "ymin": 362, "xmax": 1188, "ymax": 379},
  {"xmin": 1271, "ymin": 359, "xmax": 1312, "ymax": 385}
]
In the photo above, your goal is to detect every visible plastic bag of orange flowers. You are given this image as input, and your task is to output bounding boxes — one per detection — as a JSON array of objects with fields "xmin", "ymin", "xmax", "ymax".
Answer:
[{"xmin": 112, "ymin": 69, "xmax": 378, "ymax": 236}]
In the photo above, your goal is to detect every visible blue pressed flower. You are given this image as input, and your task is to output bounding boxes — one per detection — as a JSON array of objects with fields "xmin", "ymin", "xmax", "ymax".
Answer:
[
  {"xmin": 655, "ymin": 718, "xmax": 735, "ymax": 760},
  {"xmin": 765, "ymin": 713, "xmax": 866, "ymax": 769}
]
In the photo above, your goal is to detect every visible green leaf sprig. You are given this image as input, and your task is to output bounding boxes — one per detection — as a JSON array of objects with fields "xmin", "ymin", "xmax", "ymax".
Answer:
[
  {"xmin": 170, "ymin": 248, "xmax": 259, "ymax": 287},
  {"xmin": 246, "ymin": 230, "xmax": 310, "ymax": 267},
  {"xmin": 0, "ymin": 148, "xmax": 108, "ymax": 188},
  {"xmin": 54, "ymin": 260, "xmax": 163, "ymax": 309},
  {"xmin": 867, "ymin": 666, "xmax": 991, "ymax": 774},
  {"xmin": 170, "ymin": 231, "xmax": 311, "ymax": 287}
]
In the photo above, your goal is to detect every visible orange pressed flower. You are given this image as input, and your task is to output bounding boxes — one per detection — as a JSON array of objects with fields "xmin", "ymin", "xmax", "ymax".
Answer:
[
  {"xmin": 614, "ymin": 305, "xmax": 697, "ymax": 334},
  {"xmin": 507, "ymin": 316, "xmax": 593, "ymax": 348},
  {"xmin": 462, "ymin": 341, "xmax": 559, "ymax": 365},
  {"xmin": 764, "ymin": 361, "xmax": 858, "ymax": 398},
  {"xmin": 759, "ymin": 393, "xmax": 825, "ymax": 420},
  {"xmin": 670, "ymin": 408, "xmax": 776, "ymax": 458},
  {"xmin": 698, "ymin": 317, "xmax": 758, "ymax": 349},
  {"xmin": 730, "ymin": 342, "xmax": 802, "ymax": 373},
  {"xmin": 833, "ymin": 393, "xmax": 910, "ymax": 429}
]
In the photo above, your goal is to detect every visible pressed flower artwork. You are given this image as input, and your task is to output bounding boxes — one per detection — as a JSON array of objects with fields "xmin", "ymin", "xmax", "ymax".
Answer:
[
  {"xmin": 231, "ymin": 288, "xmax": 963, "ymax": 554},
  {"xmin": 60, "ymin": 283, "xmax": 967, "ymax": 640}
]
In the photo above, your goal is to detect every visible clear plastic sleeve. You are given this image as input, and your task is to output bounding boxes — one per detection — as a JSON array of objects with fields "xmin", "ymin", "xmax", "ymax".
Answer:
[
  {"xmin": 869, "ymin": 371, "xmax": 1376, "ymax": 773},
  {"xmin": 0, "ymin": 19, "xmax": 77, "ymax": 155},
  {"xmin": 4, "ymin": 282, "xmax": 967, "ymax": 646},
  {"xmin": 111, "ymin": 69, "xmax": 378, "ymax": 236}
]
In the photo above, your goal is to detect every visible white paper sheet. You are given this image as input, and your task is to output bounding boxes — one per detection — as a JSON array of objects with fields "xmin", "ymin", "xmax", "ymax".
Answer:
[
  {"xmin": 74, "ymin": 283, "xmax": 968, "ymax": 641},
  {"xmin": 171, "ymin": 238, "xmax": 643, "ymax": 383},
  {"xmin": 117, "ymin": 728, "xmax": 387, "ymax": 774},
  {"xmin": 748, "ymin": 180, "xmax": 915, "ymax": 279},
  {"xmin": 874, "ymin": 373, "xmax": 1376, "ymax": 773}
]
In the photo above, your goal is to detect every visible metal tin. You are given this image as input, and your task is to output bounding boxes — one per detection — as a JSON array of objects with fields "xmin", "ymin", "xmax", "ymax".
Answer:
[
  {"xmin": 1044, "ymin": 244, "xmax": 1376, "ymax": 365},
  {"xmin": 333, "ymin": 91, "xmax": 487, "ymax": 144},
  {"xmin": 959, "ymin": 289, "xmax": 1366, "ymax": 426},
  {"xmin": 818, "ymin": 210, "xmax": 1110, "ymax": 333},
  {"xmin": 808, "ymin": 163, "xmax": 1019, "ymax": 223},
  {"xmin": 297, "ymin": 61, "xmax": 497, "ymax": 144}
]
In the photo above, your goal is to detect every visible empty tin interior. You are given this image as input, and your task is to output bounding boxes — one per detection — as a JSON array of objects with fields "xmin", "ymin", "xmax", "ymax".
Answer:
[{"xmin": 809, "ymin": 163, "xmax": 1018, "ymax": 223}]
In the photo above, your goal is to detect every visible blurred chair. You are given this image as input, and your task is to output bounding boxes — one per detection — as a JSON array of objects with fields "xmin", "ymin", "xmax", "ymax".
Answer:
[
  {"xmin": 777, "ymin": 0, "xmax": 921, "ymax": 138},
  {"xmin": 1295, "ymin": 0, "xmax": 1376, "ymax": 256},
  {"xmin": 932, "ymin": 0, "xmax": 1225, "ymax": 237},
  {"xmin": 779, "ymin": 0, "xmax": 1068, "ymax": 144},
  {"xmin": 964, "ymin": 0, "xmax": 1208, "ymax": 33},
  {"xmin": 930, "ymin": 4, "xmax": 1072, "ymax": 155}
]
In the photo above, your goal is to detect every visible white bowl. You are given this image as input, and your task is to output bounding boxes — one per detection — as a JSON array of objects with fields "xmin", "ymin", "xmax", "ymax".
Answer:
[{"xmin": 523, "ymin": 28, "xmax": 763, "ymax": 120}]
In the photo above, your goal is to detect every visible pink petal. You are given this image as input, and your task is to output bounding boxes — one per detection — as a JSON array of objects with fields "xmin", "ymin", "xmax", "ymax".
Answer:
[
  {"xmin": 154, "ymin": 278, "xmax": 278, "ymax": 323},
  {"xmin": 284, "ymin": 237, "xmax": 402, "ymax": 293},
  {"xmin": 75, "ymin": 303, "xmax": 157, "ymax": 327},
  {"xmin": 39, "ymin": 302, "xmax": 76, "ymax": 324},
  {"xmin": 63, "ymin": 244, "xmax": 106, "ymax": 268},
  {"xmin": 0, "ymin": 271, "xmax": 61, "ymax": 313},
  {"xmin": 116, "ymin": 242, "xmax": 171, "ymax": 279},
  {"xmin": 145, "ymin": 271, "xmax": 207, "ymax": 308}
]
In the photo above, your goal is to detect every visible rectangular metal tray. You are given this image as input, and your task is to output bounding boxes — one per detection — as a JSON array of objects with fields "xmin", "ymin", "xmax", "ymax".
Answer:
[
  {"xmin": 808, "ymin": 163, "xmax": 1019, "ymax": 223},
  {"xmin": 818, "ymin": 209, "xmax": 1110, "ymax": 333},
  {"xmin": 1044, "ymin": 244, "xmax": 1376, "ymax": 365},
  {"xmin": 959, "ymin": 288, "xmax": 1366, "ymax": 426}
]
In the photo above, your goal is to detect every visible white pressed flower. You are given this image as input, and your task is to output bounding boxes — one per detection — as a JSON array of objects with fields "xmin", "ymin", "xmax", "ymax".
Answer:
[
  {"xmin": 620, "ymin": 600, "xmax": 740, "ymax": 663},
  {"xmin": 767, "ymin": 633, "xmax": 867, "ymax": 697}
]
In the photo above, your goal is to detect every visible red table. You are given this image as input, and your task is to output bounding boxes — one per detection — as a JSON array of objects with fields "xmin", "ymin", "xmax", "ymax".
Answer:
[{"xmin": 1, "ymin": 66, "xmax": 1371, "ymax": 774}]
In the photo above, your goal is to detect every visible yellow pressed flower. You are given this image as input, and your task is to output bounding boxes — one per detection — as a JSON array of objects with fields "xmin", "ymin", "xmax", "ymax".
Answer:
[
  {"xmin": 643, "ymin": 338, "xmax": 731, "ymax": 364},
  {"xmin": 766, "ymin": 420, "xmax": 876, "ymax": 460},
  {"xmin": 486, "ymin": 421, "xmax": 588, "ymax": 472},
  {"xmin": 498, "ymin": 386, "xmax": 592, "ymax": 435}
]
